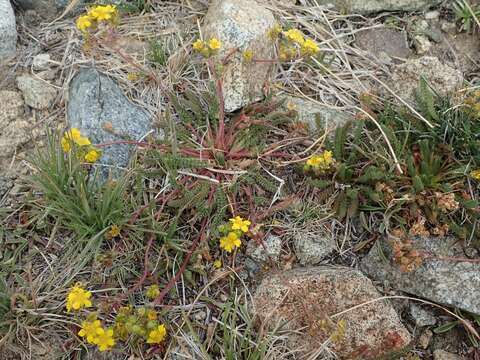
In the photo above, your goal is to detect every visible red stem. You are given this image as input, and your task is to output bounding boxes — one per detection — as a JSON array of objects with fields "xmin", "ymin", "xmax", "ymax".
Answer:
[{"xmin": 153, "ymin": 217, "xmax": 208, "ymax": 305}]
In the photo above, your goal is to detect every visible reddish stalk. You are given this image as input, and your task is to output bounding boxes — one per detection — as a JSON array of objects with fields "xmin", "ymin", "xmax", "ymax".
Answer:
[
  {"xmin": 206, "ymin": 58, "xmax": 226, "ymax": 151},
  {"xmin": 96, "ymin": 140, "xmax": 212, "ymax": 159},
  {"xmin": 153, "ymin": 216, "xmax": 208, "ymax": 305}
]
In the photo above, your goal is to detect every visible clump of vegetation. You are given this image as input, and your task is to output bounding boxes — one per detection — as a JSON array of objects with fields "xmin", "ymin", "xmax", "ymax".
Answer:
[
  {"xmin": 117, "ymin": 0, "xmax": 151, "ymax": 14},
  {"xmin": 305, "ymin": 83, "xmax": 480, "ymax": 250},
  {"xmin": 453, "ymin": 0, "xmax": 480, "ymax": 32},
  {"xmin": 5, "ymin": 2, "xmax": 480, "ymax": 357}
]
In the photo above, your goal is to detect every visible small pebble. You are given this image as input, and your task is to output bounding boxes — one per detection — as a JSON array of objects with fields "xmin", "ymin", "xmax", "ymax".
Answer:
[
  {"xmin": 441, "ymin": 21, "xmax": 457, "ymax": 34},
  {"xmin": 425, "ymin": 10, "xmax": 440, "ymax": 20},
  {"xmin": 32, "ymin": 53, "xmax": 52, "ymax": 71},
  {"xmin": 418, "ymin": 329, "xmax": 433, "ymax": 349}
]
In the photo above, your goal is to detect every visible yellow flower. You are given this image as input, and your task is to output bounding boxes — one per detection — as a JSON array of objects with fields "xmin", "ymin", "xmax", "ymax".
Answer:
[
  {"xmin": 84, "ymin": 149, "xmax": 100, "ymax": 163},
  {"xmin": 213, "ymin": 259, "xmax": 222, "ymax": 269},
  {"xmin": 61, "ymin": 137, "xmax": 72, "ymax": 152},
  {"xmin": 61, "ymin": 128, "xmax": 91, "ymax": 152},
  {"xmin": 76, "ymin": 136, "xmax": 91, "ymax": 146},
  {"xmin": 108, "ymin": 224, "xmax": 121, "ymax": 238},
  {"xmin": 127, "ymin": 72, "xmax": 139, "ymax": 81},
  {"xmin": 192, "ymin": 39, "xmax": 205, "ymax": 51},
  {"xmin": 323, "ymin": 150, "xmax": 333, "ymax": 163},
  {"xmin": 301, "ymin": 38, "xmax": 319, "ymax": 56},
  {"xmin": 66, "ymin": 285, "xmax": 92, "ymax": 311},
  {"xmin": 243, "ymin": 49, "xmax": 254, "ymax": 63},
  {"xmin": 306, "ymin": 155, "xmax": 322, "ymax": 167},
  {"xmin": 64, "ymin": 128, "xmax": 81, "ymax": 141},
  {"xmin": 471, "ymin": 169, "xmax": 480, "ymax": 181},
  {"xmin": 95, "ymin": 327, "xmax": 115, "ymax": 351},
  {"xmin": 284, "ymin": 29, "xmax": 305, "ymax": 45},
  {"xmin": 220, "ymin": 232, "xmax": 242, "ymax": 253},
  {"xmin": 78, "ymin": 319, "xmax": 102, "ymax": 344},
  {"xmin": 208, "ymin": 38, "xmax": 222, "ymax": 51},
  {"xmin": 146, "ymin": 324, "xmax": 167, "ymax": 344},
  {"xmin": 76, "ymin": 15, "xmax": 93, "ymax": 32},
  {"xmin": 229, "ymin": 216, "xmax": 251, "ymax": 233},
  {"xmin": 146, "ymin": 309, "xmax": 158, "ymax": 321},
  {"xmin": 145, "ymin": 284, "xmax": 160, "ymax": 299},
  {"xmin": 305, "ymin": 151, "xmax": 334, "ymax": 171},
  {"xmin": 88, "ymin": 5, "xmax": 117, "ymax": 21}
]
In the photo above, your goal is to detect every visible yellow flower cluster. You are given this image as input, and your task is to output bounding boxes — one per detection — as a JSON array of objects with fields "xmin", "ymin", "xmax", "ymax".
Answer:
[
  {"xmin": 192, "ymin": 37, "xmax": 222, "ymax": 57},
  {"xmin": 146, "ymin": 324, "xmax": 167, "ymax": 344},
  {"xmin": 271, "ymin": 26, "xmax": 320, "ymax": 61},
  {"xmin": 61, "ymin": 128, "xmax": 101, "ymax": 164},
  {"xmin": 65, "ymin": 286, "xmax": 115, "ymax": 352},
  {"xmin": 66, "ymin": 284, "xmax": 92, "ymax": 311},
  {"xmin": 220, "ymin": 232, "xmax": 242, "ymax": 253},
  {"xmin": 218, "ymin": 216, "xmax": 251, "ymax": 253},
  {"xmin": 304, "ymin": 150, "xmax": 335, "ymax": 175},
  {"xmin": 78, "ymin": 316, "xmax": 115, "ymax": 352},
  {"xmin": 67, "ymin": 283, "xmax": 168, "ymax": 352},
  {"xmin": 284, "ymin": 29, "xmax": 305, "ymax": 45},
  {"xmin": 76, "ymin": 5, "xmax": 117, "ymax": 32},
  {"xmin": 145, "ymin": 284, "xmax": 160, "ymax": 299},
  {"xmin": 106, "ymin": 224, "xmax": 121, "ymax": 239},
  {"xmin": 114, "ymin": 305, "xmax": 167, "ymax": 345}
]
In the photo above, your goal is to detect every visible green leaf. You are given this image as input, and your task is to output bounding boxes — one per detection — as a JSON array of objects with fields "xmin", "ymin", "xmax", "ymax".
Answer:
[
  {"xmin": 433, "ymin": 321, "xmax": 459, "ymax": 334},
  {"xmin": 413, "ymin": 175, "xmax": 425, "ymax": 193},
  {"xmin": 462, "ymin": 199, "xmax": 479, "ymax": 209}
]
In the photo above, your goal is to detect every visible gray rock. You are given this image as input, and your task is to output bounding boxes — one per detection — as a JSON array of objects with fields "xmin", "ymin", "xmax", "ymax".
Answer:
[
  {"xmin": 414, "ymin": 35, "xmax": 433, "ymax": 55},
  {"xmin": 32, "ymin": 54, "xmax": 52, "ymax": 71},
  {"xmin": 313, "ymin": 0, "xmax": 441, "ymax": 14},
  {"xmin": 388, "ymin": 57, "xmax": 463, "ymax": 103},
  {"xmin": 409, "ymin": 303, "xmax": 437, "ymax": 327},
  {"xmin": 0, "ymin": 0, "xmax": 17, "ymax": 63},
  {"xmin": 355, "ymin": 28, "xmax": 411, "ymax": 62},
  {"xmin": 283, "ymin": 97, "xmax": 351, "ymax": 134},
  {"xmin": 203, "ymin": 0, "xmax": 275, "ymax": 112},
  {"xmin": 15, "ymin": 0, "xmax": 89, "ymax": 18},
  {"xmin": 361, "ymin": 236, "xmax": 480, "ymax": 315},
  {"xmin": 425, "ymin": 10, "xmax": 440, "ymax": 20},
  {"xmin": 252, "ymin": 267, "xmax": 412, "ymax": 358},
  {"xmin": 293, "ymin": 230, "xmax": 336, "ymax": 265},
  {"xmin": 16, "ymin": 75, "xmax": 57, "ymax": 110},
  {"xmin": 246, "ymin": 234, "xmax": 282, "ymax": 263},
  {"xmin": 440, "ymin": 22, "xmax": 457, "ymax": 34},
  {"xmin": 67, "ymin": 68, "xmax": 152, "ymax": 178},
  {"xmin": 0, "ymin": 91, "xmax": 29, "ymax": 159},
  {"xmin": 433, "ymin": 350, "xmax": 465, "ymax": 360}
]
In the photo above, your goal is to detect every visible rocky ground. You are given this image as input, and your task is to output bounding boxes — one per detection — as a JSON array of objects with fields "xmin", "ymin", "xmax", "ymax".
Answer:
[{"xmin": 1, "ymin": 0, "xmax": 480, "ymax": 359}]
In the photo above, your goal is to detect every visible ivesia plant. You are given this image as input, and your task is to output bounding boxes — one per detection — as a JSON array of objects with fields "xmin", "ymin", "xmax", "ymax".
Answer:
[
  {"xmin": 36, "ymin": 16, "xmax": 294, "ymax": 357},
  {"xmin": 66, "ymin": 284, "xmax": 167, "ymax": 352},
  {"xmin": 29, "ymin": 131, "xmax": 127, "ymax": 240},
  {"xmin": 304, "ymin": 82, "xmax": 480, "ymax": 260}
]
